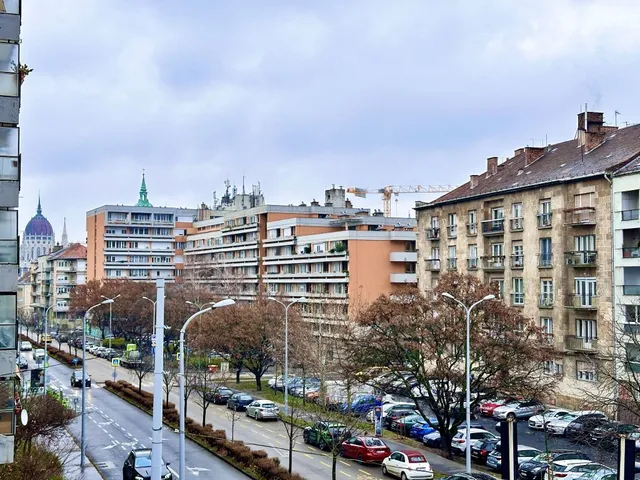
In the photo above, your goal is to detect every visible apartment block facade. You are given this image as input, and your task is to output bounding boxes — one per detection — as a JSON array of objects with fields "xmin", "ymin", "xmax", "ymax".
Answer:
[
  {"xmin": 416, "ymin": 112, "xmax": 640, "ymax": 407},
  {"xmin": 86, "ymin": 175, "xmax": 196, "ymax": 283},
  {"xmin": 184, "ymin": 187, "xmax": 417, "ymax": 334}
]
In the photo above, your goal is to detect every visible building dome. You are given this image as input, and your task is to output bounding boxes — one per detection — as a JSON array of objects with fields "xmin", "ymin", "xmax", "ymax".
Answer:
[{"xmin": 24, "ymin": 197, "xmax": 54, "ymax": 236}]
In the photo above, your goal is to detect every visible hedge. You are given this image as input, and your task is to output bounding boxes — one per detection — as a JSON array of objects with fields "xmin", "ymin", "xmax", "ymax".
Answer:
[
  {"xmin": 101, "ymin": 337, "xmax": 127, "ymax": 349},
  {"xmin": 104, "ymin": 380, "xmax": 304, "ymax": 480},
  {"xmin": 20, "ymin": 334, "xmax": 83, "ymax": 367}
]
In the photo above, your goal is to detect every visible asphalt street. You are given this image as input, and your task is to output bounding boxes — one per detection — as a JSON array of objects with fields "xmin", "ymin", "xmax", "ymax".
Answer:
[{"xmin": 23, "ymin": 347, "xmax": 249, "ymax": 479}]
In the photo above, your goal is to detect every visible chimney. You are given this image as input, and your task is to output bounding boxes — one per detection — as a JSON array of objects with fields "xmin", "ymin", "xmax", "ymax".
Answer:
[
  {"xmin": 470, "ymin": 174, "xmax": 479, "ymax": 189},
  {"xmin": 524, "ymin": 146, "xmax": 545, "ymax": 167},
  {"xmin": 345, "ymin": 198, "xmax": 352, "ymax": 208},
  {"xmin": 577, "ymin": 111, "xmax": 614, "ymax": 152},
  {"xmin": 310, "ymin": 199, "xmax": 320, "ymax": 207},
  {"xmin": 486, "ymin": 157, "xmax": 498, "ymax": 177},
  {"xmin": 514, "ymin": 148, "xmax": 525, "ymax": 156}
]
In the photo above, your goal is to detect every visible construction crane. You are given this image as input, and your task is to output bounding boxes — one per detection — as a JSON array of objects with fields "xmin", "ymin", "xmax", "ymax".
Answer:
[{"xmin": 346, "ymin": 185, "xmax": 456, "ymax": 217}]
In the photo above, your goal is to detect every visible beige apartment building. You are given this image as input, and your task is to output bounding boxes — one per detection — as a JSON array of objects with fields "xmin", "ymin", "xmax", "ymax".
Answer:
[
  {"xmin": 185, "ymin": 186, "xmax": 417, "ymax": 335},
  {"xmin": 416, "ymin": 111, "xmax": 640, "ymax": 407}
]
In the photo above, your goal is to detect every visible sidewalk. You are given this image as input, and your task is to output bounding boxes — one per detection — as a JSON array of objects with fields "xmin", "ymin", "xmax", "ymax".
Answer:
[{"xmin": 58, "ymin": 427, "xmax": 104, "ymax": 480}]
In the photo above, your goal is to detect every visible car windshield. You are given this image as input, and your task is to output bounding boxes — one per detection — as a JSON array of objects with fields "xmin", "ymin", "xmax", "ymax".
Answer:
[
  {"xmin": 328, "ymin": 426, "xmax": 346, "ymax": 435},
  {"xmin": 531, "ymin": 454, "xmax": 552, "ymax": 462},
  {"xmin": 408, "ymin": 455, "xmax": 427, "ymax": 463},
  {"xmin": 134, "ymin": 455, "xmax": 152, "ymax": 468},
  {"xmin": 261, "ymin": 403, "xmax": 276, "ymax": 409},
  {"xmin": 364, "ymin": 438, "xmax": 385, "ymax": 447},
  {"xmin": 239, "ymin": 395, "xmax": 252, "ymax": 401},
  {"xmin": 561, "ymin": 414, "xmax": 578, "ymax": 422}
]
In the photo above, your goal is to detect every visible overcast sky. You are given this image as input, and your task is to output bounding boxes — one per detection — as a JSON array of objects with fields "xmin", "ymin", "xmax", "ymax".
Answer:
[{"xmin": 19, "ymin": 0, "xmax": 640, "ymax": 242}]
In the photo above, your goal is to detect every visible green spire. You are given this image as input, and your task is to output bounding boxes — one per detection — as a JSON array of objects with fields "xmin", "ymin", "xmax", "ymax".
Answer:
[{"xmin": 136, "ymin": 171, "xmax": 153, "ymax": 207}]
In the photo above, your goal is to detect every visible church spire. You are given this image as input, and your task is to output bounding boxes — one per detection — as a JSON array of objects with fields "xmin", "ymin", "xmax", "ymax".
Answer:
[
  {"xmin": 135, "ymin": 170, "xmax": 153, "ymax": 207},
  {"xmin": 37, "ymin": 191, "xmax": 42, "ymax": 215},
  {"xmin": 61, "ymin": 217, "xmax": 68, "ymax": 247}
]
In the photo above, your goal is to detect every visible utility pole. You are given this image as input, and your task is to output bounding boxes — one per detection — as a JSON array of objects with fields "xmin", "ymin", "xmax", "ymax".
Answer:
[
  {"xmin": 151, "ymin": 280, "xmax": 165, "ymax": 480},
  {"xmin": 101, "ymin": 294, "xmax": 121, "ymax": 352}
]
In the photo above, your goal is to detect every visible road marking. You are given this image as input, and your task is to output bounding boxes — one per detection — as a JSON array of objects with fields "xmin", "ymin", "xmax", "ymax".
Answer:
[
  {"xmin": 167, "ymin": 466, "xmax": 179, "ymax": 479},
  {"xmin": 340, "ymin": 472, "xmax": 352, "ymax": 478},
  {"xmin": 114, "ymin": 422, "xmax": 120, "ymax": 427},
  {"xmin": 108, "ymin": 434, "xmax": 113, "ymax": 439},
  {"xmin": 120, "ymin": 445, "xmax": 127, "ymax": 451},
  {"xmin": 278, "ymin": 434, "xmax": 286, "ymax": 438},
  {"xmin": 340, "ymin": 460, "xmax": 350, "ymax": 466},
  {"xmin": 321, "ymin": 461, "xmax": 331, "ymax": 468},
  {"xmin": 358, "ymin": 469, "xmax": 372, "ymax": 476},
  {"xmin": 304, "ymin": 454, "xmax": 312, "ymax": 459},
  {"xmin": 133, "ymin": 438, "xmax": 138, "ymax": 442}
]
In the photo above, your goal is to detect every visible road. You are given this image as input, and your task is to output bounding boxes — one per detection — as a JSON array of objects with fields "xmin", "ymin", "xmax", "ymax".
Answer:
[{"xmin": 22, "ymin": 347, "xmax": 249, "ymax": 479}]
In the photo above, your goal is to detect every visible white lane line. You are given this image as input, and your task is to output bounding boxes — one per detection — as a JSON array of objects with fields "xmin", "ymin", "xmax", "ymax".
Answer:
[
  {"xmin": 120, "ymin": 445, "xmax": 127, "ymax": 451},
  {"xmin": 114, "ymin": 422, "xmax": 121, "ymax": 427},
  {"xmin": 133, "ymin": 438, "xmax": 138, "ymax": 443},
  {"xmin": 167, "ymin": 466, "xmax": 179, "ymax": 479},
  {"xmin": 108, "ymin": 434, "xmax": 113, "ymax": 439}
]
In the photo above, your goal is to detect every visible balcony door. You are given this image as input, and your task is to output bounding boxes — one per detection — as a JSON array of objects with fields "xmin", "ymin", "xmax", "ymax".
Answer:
[
  {"xmin": 575, "ymin": 235, "xmax": 596, "ymax": 264},
  {"xmin": 576, "ymin": 318, "xmax": 597, "ymax": 349},
  {"xmin": 575, "ymin": 278, "xmax": 596, "ymax": 307},
  {"xmin": 490, "ymin": 243, "xmax": 504, "ymax": 267}
]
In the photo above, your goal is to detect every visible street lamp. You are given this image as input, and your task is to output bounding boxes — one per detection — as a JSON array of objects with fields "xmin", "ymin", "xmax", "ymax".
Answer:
[
  {"xmin": 268, "ymin": 297, "xmax": 306, "ymax": 413},
  {"xmin": 142, "ymin": 296, "xmax": 159, "ymax": 333},
  {"xmin": 441, "ymin": 292, "xmax": 494, "ymax": 474},
  {"xmin": 101, "ymin": 294, "xmax": 121, "ymax": 352},
  {"xmin": 81, "ymin": 298, "xmax": 114, "ymax": 469},
  {"xmin": 179, "ymin": 298, "xmax": 235, "ymax": 479},
  {"xmin": 43, "ymin": 305, "xmax": 53, "ymax": 395}
]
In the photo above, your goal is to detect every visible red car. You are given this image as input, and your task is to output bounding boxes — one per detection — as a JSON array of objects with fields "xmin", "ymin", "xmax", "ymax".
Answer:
[
  {"xmin": 340, "ymin": 436, "xmax": 391, "ymax": 464},
  {"xmin": 479, "ymin": 397, "xmax": 518, "ymax": 416}
]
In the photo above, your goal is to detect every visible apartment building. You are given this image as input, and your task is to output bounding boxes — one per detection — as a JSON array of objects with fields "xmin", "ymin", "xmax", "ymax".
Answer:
[
  {"xmin": 416, "ymin": 111, "xmax": 640, "ymax": 407},
  {"xmin": 86, "ymin": 174, "xmax": 196, "ymax": 282},
  {"xmin": 184, "ymin": 186, "xmax": 417, "ymax": 333}
]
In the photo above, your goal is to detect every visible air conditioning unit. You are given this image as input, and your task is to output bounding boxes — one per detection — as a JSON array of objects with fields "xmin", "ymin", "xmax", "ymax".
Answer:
[{"xmin": 567, "ymin": 258, "xmax": 576, "ymax": 265}]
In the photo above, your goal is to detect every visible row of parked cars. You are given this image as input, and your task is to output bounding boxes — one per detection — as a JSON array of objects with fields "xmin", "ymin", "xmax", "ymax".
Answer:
[{"xmin": 87, "ymin": 343, "xmax": 122, "ymax": 360}]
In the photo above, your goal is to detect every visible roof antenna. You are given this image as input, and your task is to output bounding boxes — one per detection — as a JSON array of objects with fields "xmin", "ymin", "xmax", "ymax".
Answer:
[{"xmin": 615, "ymin": 110, "xmax": 621, "ymax": 127}]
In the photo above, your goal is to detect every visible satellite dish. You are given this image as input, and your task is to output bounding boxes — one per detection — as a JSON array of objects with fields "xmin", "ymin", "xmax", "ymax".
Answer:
[{"xmin": 20, "ymin": 409, "xmax": 28, "ymax": 426}]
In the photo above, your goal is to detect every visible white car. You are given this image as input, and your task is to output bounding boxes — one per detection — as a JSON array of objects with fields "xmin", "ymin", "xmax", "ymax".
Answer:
[
  {"xmin": 20, "ymin": 341, "xmax": 32, "ymax": 351},
  {"xmin": 544, "ymin": 461, "xmax": 607, "ymax": 480},
  {"xmin": 493, "ymin": 400, "xmax": 544, "ymax": 420},
  {"xmin": 33, "ymin": 348, "xmax": 45, "ymax": 362},
  {"xmin": 245, "ymin": 399, "xmax": 279, "ymax": 420},
  {"xmin": 366, "ymin": 402, "xmax": 416, "ymax": 423},
  {"xmin": 528, "ymin": 409, "xmax": 572, "ymax": 430},
  {"xmin": 451, "ymin": 428, "xmax": 497, "ymax": 454},
  {"xmin": 546, "ymin": 413, "xmax": 579, "ymax": 436},
  {"xmin": 381, "ymin": 450, "xmax": 433, "ymax": 479}
]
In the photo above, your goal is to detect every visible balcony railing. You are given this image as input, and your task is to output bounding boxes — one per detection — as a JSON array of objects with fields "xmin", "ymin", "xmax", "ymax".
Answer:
[
  {"xmin": 467, "ymin": 258, "xmax": 478, "ymax": 270},
  {"xmin": 539, "ymin": 294, "xmax": 554, "ymax": 308},
  {"xmin": 565, "ymin": 294, "xmax": 598, "ymax": 309},
  {"xmin": 466, "ymin": 223, "xmax": 477, "ymax": 236},
  {"xmin": 622, "ymin": 247, "xmax": 640, "ymax": 259},
  {"xmin": 537, "ymin": 213, "xmax": 552, "ymax": 228},
  {"xmin": 510, "ymin": 218, "xmax": 524, "ymax": 231},
  {"xmin": 540, "ymin": 333, "xmax": 554, "ymax": 346},
  {"xmin": 447, "ymin": 225, "xmax": 457, "ymax": 239},
  {"xmin": 538, "ymin": 254, "xmax": 553, "ymax": 268},
  {"xmin": 481, "ymin": 219, "xmax": 505, "ymax": 236},
  {"xmin": 482, "ymin": 256, "xmax": 505, "ymax": 271},
  {"xmin": 564, "ymin": 207, "xmax": 596, "ymax": 226},
  {"xmin": 511, "ymin": 293, "xmax": 524, "ymax": 306},
  {"xmin": 622, "ymin": 209, "xmax": 640, "ymax": 221},
  {"xmin": 623, "ymin": 323, "xmax": 640, "ymax": 335},
  {"xmin": 425, "ymin": 228, "xmax": 440, "ymax": 241},
  {"xmin": 565, "ymin": 335, "xmax": 598, "ymax": 353},
  {"xmin": 510, "ymin": 254, "xmax": 524, "ymax": 269},
  {"xmin": 623, "ymin": 285, "xmax": 640, "ymax": 296},
  {"xmin": 447, "ymin": 258, "xmax": 457, "ymax": 270},
  {"xmin": 425, "ymin": 259, "xmax": 440, "ymax": 271},
  {"xmin": 565, "ymin": 251, "xmax": 597, "ymax": 266}
]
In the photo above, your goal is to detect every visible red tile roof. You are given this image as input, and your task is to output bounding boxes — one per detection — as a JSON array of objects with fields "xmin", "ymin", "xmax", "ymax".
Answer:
[
  {"xmin": 18, "ymin": 271, "xmax": 30, "ymax": 284},
  {"xmin": 419, "ymin": 123, "xmax": 640, "ymax": 208},
  {"xmin": 49, "ymin": 243, "xmax": 87, "ymax": 260}
]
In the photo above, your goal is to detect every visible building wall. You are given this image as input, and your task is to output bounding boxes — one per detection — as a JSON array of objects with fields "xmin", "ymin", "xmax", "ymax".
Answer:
[{"xmin": 417, "ymin": 177, "xmax": 614, "ymax": 407}]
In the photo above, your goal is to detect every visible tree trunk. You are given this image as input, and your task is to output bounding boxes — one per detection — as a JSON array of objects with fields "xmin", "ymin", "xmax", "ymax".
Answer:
[
  {"xmin": 184, "ymin": 396, "xmax": 188, "ymax": 419},
  {"xmin": 288, "ymin": 431, "xmax": 294, "ymax": 473},
  {"xmin": 235, "ymin": 367, "xmax": 241, "ymax": 384},
  {"xmin": 255, "ymin": 373, "xmax": 262, "ymax": 391},
  {"xmin": 165, "ymin": 388, "xmax": 170, "ymax": 406},
  {"xmin": 332, "ymin": 453, "xmax": 337, "ymax": 480},
  {"xmin": 202, "ymin": 404, "xmax": 207, "ymax": 426},
  {"xmin": 138, "ymin": 377, "xmax": 143, "ymax": 393}
]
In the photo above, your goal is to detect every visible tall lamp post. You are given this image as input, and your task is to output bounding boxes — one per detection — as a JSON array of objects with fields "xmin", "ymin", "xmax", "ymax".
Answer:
[
  {"xmin": 268, "ymin": 297, "xmax": 306, "ymax": 414},
  {"xmin": 81, "ymin": 298, "xmax": 114, "ymax": 469},
  {"xmin": 441, "ymin": 292, "xmax": 494, "ymax": 474},
  {"xmin": 179, "ymin": 298, "xmax": 235, "ymax": 479},
  {"xmin": 32, "ymin": 304, "xmax": 54, "ymax": 395},
  {"xmin": 142, "ymin": 295, "xmax": 159, "ymax": 334},
  {"xmin": 101, "ymin": 294, "xmax": 121, "ymax": 352}
]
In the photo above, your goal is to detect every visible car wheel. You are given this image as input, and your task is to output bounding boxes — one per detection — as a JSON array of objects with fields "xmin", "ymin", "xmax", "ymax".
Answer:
[
  {"xmin": 303, "ymin": 432, "xmax": 309, "ymax": 444},
  {"xmin": 357, "ymin": 454, "xmax": 363, "ymax": 463},
  {"xmin": 382, "ymin": 465, "xmax": 388, "ymax": 476},
  {"xmin": 318, "ymin": 439, "xmax": 327, "ymax": 451},
  {"xmin": 257, "ymin": 412, "xmax": 262, "ymax": 421},
  {"xmin": 507, "ymin": 412, "xmax": 516, "ymax": 421},
  {"xmin": 401, "ymin": 473, "xmax": 408, "ymax": 480}
]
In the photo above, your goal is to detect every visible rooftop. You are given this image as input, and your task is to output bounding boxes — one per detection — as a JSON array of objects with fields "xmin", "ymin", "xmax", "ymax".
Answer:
[{"xmin": 49, "ymin": 243, "xmax": 87, "ymax": 260}]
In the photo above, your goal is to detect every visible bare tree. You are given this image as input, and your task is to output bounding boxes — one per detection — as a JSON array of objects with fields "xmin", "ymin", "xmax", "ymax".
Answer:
[
  {"xmin": 227, "ymin": 406, "xmax": 243, "ymax": 442},
  {"xmin": 279, "ymin": 405, "xmax": 306, "ymax": 474},
  {"xmin": 192, "ymin": 360, "xmax": 233, "ymax": 426},
  {"xmin": 163, "ymin": 358, "xmax": 179, "ymax": 406},
  {"xmin": 128, "ymin": 353, "xmax": 154, "ymax": 394}
]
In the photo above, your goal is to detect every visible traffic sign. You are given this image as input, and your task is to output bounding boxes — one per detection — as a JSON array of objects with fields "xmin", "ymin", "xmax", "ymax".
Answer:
[
  {"xmin": 72, "ymin": 357, "xmax": 78, "ymax": 365},
  {"xmin": 111, "ymin": 358, "xmax": 120, "ymax": 367}
]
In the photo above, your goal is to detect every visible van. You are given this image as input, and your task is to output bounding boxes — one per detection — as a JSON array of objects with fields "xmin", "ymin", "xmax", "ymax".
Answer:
[{"xmin": 42, "ymin": 334, "xmax": 52, "ymax": 343}]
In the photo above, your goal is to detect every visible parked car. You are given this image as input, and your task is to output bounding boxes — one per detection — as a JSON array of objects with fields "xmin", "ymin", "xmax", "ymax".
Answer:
[
  {"xmin": 543, "ymin": 461, "xmax": 606, "ymax": 480},
  {"xmin": 588, "ymin": 421, "xmax": 638, "ymax": 448},
  {"xmin": 340, "ymin": 436, "xmax": 391, "ymax": 464},
  {"xmin": 578, "ymin": 467, "xmax": 616, "ymax": 480},
  {"xmin": 122, "ymin": 447, "xmax": 172, "ymax": 480},
  {"xmin": 518, "ymin": 451, "xmax": 592, "ymax": 480},
  {"xmin": 546, "ymin": 411, "xmax": 607, "ymax": 437},
  {"xmin": 205, "ymin": 387, "xmax": 234, "ymax": 405},
  {"xmin": 479, "ymin": 397, "xmax": 518, "ymax": 416},
  {"xmin": 493, "ymin": 400, "xmax": 544, "ymax": 420},
  {"xmin": 366, "ymin": 401, "xmax": 416, "ymax": 423},
  {"xmin": 341, "ymin": 394, "xmax": 377, "ymax": 416},
  {"xmin": 442, "ymin": 474, "xmax": 498, "ymax": 480},
  {"xmin": 94, "ymin": 346, "xmax": 107, "ymax": 357},
  {"xmin": 451, "ymin": 428, "xmax": 498, "ymax": 455},
  {"xmin": 383, "ymin": 407, "xmax": 419, "ymax": 429},
  {"xmin": 303, "ymin": 422, "xmax": 349, "ymax": 450},
  {"xmin": 409, "ymin": 419, "xmax": 438, "ymax": 440},
  {"xmin": 33, "ymin": 348, "xmax": 45, "ymax": 362},
  {"xmin": 19, "ymin": 341, "xmax": 32, "ymax": 352},
  {"xmin": 245, "ymin": 399, "xmax": 279, "ymax": 421},
  {"xmin": 470, "ymin": 439, "xmax": 499, "ymax": 465},
  {"xmin": 564, "ymin": 413, "xmax": 609, "ymax": 441},
  {"xmin": 226, "ymin": 393, "xmax": 254, "ymax": 411},
  {"xmin": 485, "ymin": 444, "xmax": 541, "ymax": 471},
  {"xmin": 16, "ymin": 355, "xmax": 28, "ymax": 370},
  {"xmin": 70, "ymin": 370, "xmax": 91, "ymax": 388},
  {"xmin": 391, "ymin": 414, "xmax": 425, "ymax": 436},
  {"xmin": 528, "ymin": 409, "xmax": 572, "ymax": 430},
  {"xmin": 381, "ymin": 450, "xmax": 433, "ymax": 479},
  {"xmin": 422, "ymin": 422, "xmax": 485, "ymax": 448}
]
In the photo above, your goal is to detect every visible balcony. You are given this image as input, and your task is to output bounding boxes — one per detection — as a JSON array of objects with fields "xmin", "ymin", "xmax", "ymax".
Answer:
[
  {"xmin": 565, "ymin": 294, "xmax": 598, "ymax": 310},
  {"xmin": 447, "ymin": 258, "xmax": 457, "ymax": 270},
  {"xmin": 390, "ymin": 251, "xmax": 417, "ymax": 262},
  {"xmin": 510, "ymin": 293, "xmax": 524, "ymax": 306},
  {"xmin": 425, "ymin": 228, "xmax": 440, "ymax": 241},
  {"xmin": 481, "ymin": 219, "xmax": 504, "ymax": 236},
  {"xmin": 622, "ymin": 209, "xmax": 640, "ymax": 221},
  {"xmin": 622, "ymin": 247, "xmax": 640, "ymax": 259},
  {"xmin": 447, "ymin": 225, "xmax": 457, "ymax": 239},
  {"xmin": 623, "ymin": 285, "xmax": 640, "ymax": 295},
  {"xmin": 565, "ymin": 251, "xmax": 597, "ymax": 267},
  {"xmin": 510, "ymin": 218, "xmax": 524, "ymax": 232},
  {"xmin": 481, "ymin": 256, "xmax": 505, "ymax": 271},
  {"xmin": 539, "ymin": 294, "xmax": 554, "ymax": 309},
  {"xmin": 537, "ymin": 213, "xmax": 552, "ymax": 229},
  {"xmin": 390, "ymin": 273, "xmax": 417, "ymax": 284},
  {"xmin": 538, "ymin": 254, "xmax": 553, "ymax": 268},
  {"xmin": 565, "ymin": 335, "xmax": 598, "ymax": 353},
  {"xmin": 466, "ymin": 223, "xmax": 477, "ymax": 236},
  {"xmin": 564, "ymin": 207, "xmax": 596, "ymax": 226},
  {"xmin": 623, "ymin": 323, "xmax": 640, "ymax": 335},
  {"xmin": 467, "ymin": 258, "xmax": 478, "ymax": 270},
  {"xmin": 425, "ymin": 259, "xmax": 440, "ymax": 271},
  {"xmin": 540, "ymin": 333, "xmax": 554, "ymax": 347},
  {"xmin": 510, "ymin": 254, "xmax": 524, "ymax": 269}
]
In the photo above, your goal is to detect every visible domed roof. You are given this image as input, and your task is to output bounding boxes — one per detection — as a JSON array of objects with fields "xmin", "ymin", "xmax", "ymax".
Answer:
[{"xmin": 25, "ymin": 195, "xmax": 54, "ymax": 237}]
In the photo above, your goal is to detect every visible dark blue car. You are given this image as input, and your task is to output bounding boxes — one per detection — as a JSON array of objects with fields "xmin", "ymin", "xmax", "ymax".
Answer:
[
  {"xmin": 409, "ymin": 418, "xmax": 438, "ymax": 440},
  {"xmin": 340, "ymin": 394, "xmax": 377, "ymax": 416},
  {"xmin": 227, "ymin": 393, "xmax": 254, "ymax": 411}
]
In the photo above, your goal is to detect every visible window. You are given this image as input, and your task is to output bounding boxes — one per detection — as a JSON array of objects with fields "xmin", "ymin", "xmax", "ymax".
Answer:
[
  {"xmin": 512, "ymin": 241, "xmax": 523, "ymax": 268},
  {"xmin": 541, "ymin": 317, "xmax": 553, "ymax": 335},
  {"xmin": 575, "ymin": 278, "xmax": 597, "ymax": 307},
  {"xmin": 539, "ymin": 238, "xmax": 552, "ymax": 266},
  {"xmin": 405, "ymin": 241, "xmax": 416, "ymax": 252},
  {"xmin": 334, "ymin": 284, "xmax": 346, "ymax": 294},
  {"xmin": 512, "ymin": 278, "xmax": 524, "ymax": 305},
  {"xmin": 493, "ymin": 279, "xmax": 505, "ymax": 299},
  {"xmin": 491, "ymin": 242, "xmax": 504, "ymax": 259},
  {"xmin": 625, "ymin": 305, "xmax": 640, "ymax": 323},
  {"xmin": 468, "ymin": 244, "xmax": 478, "ymax": 269},
  {"xmin": 576, "ymin": 361, "xmax": 597, "ymax": 382},
  {"xmin": 0, "ymin": 239, "xmax": 17, "ymax": 264},
  {"xmin": 430, "ymin": 216, "xmax": 439, "ymax": 229},
  {"xmin": 448, "ymin": 213, "xmax": 457, "ymax": 238},
  {"xmin": 283, "ymin": 227, "xmax": 292, "ymax": 237},
  {"xmin": 543, "ymin": 360, "xmax": 563, "ymax": 376},
  {"xmin": 575, "ymin": 319, "xmax": 597, "ymax": 340},
  {"xmin": 492, "ymin": 207, "xmax": 504, "ymax": 220},
  {"xmin": 467, "ymin": 210, "xmax": 477, "ymax": 235},
  {"xmin": 575, "ymin": 235, "xmax": 595, "ymax": 252},
  {"xmin": 448, "ymin": 246, "xmax": 457, "ymax": 269},
  {"xmin": 511, "ymin": 203, "xmax": 523, "ymax": 230},
  {"xmin": 540, "ymin": 280, "xmax": 554, "ymax": 307},
  {"xmin": 268, "ymin": 229, "xmax": 278, "ymax": 240},
  {"xmin": 538, "ymin": 200, "xmax": 552, "ymax": 227},
  {"xmin": 574, "ymin": 192, "xmax": 595, "ymax": 208},
  {"xmin": 431, "ymin": 247, "xmax": 440, "ymax": 259},
  {"xmin": 0, "ymin": 294, "xmax": 16, "ymax": 350}
]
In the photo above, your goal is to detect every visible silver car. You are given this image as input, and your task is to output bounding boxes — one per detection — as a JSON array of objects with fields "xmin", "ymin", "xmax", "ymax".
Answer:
[{"xmin": 245, "ymin": 400, "xmax": 279, "ymax": 421}]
